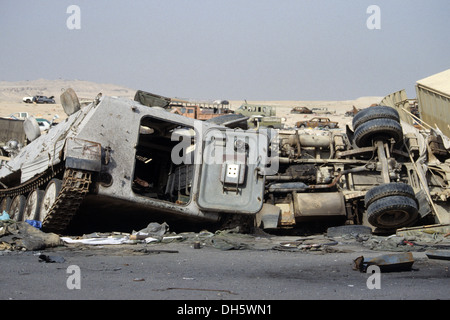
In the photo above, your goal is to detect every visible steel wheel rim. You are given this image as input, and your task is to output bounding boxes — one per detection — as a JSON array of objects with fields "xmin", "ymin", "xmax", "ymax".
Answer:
[
  {"xmin": 41, "ymin": 183, "xmax": 58, "ymax": 220},
  {"xmin": 24, "ymin": 190, "xmax": 38, "ymax": 221}
]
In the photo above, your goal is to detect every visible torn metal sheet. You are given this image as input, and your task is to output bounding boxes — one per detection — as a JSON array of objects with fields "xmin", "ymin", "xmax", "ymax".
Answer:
[
  {"xmin": 425, "ymin": 250, "xmax": 450, "ymax": 261},
  {"xmin": 353, "ymin": 252, "xmax": 415, "ymax": 272}
]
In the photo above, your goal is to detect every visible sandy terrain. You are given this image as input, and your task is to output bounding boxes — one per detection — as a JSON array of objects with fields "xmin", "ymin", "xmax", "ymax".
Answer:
[
  {"xmin": 0, "ymin": 79, "xmax": 383, "ymax": 129},
  {"xmin": 0, "ymin": 79, "xmax": 136, "ymax": 123}
]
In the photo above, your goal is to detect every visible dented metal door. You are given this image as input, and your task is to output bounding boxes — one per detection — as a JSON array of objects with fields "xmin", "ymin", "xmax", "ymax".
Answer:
[{"xmin": 197, "ymin": 129, "xmax": 268, "ymax": 214}]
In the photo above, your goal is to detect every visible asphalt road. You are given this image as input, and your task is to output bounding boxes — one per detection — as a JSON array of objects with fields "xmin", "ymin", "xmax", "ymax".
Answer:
[{"xmin": 1, "ymin": 239, "xmax": 449, "ymax": 305}]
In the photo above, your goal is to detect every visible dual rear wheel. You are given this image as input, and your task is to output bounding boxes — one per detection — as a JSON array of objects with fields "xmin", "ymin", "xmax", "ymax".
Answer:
[
  {"xmin": 355, "ymin": 106, "xmax": 419, "ymax": 229},
  {"xmin": 365, "ymin": 183, "xmax": 419, "ymax": 229}
]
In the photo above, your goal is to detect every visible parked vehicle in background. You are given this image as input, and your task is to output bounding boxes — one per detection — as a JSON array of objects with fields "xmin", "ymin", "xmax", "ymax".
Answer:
[
  {"xmin": 22, "ymin": 96, "xmax": 34, "ymax": 103},
  {"xmin": 236, "ymin": 103, "xmax": 284, "ymax": 129},
  {"xmin": 23, "ymin": 95, "xmax": 55, "ymax": 104},
  {"xmin": 248, "ymin": 115, "xmax": 284, "ymax": 129},
  {"xmin": 296, "ymin": 117, "xmax": 339, "ymax": 129},
  {"xmin": 290, "ymin": 107, "xmax": 313, "ymax": 114},
  {"xmin": 170, "ymin": 104, "xmax": 232, "ymax": 121},
  {"xmin": 34, "ymin": 95, "xmax": 55, "ymax": 104},
  {"xmin": 312, "ymin": 107, "xmax": 333, "ymax": 114},
  {"xmin": 7, "ymin": 112, "xmax": 30, "ymax": 120},
  {"xmin": 235, "ymin": 103, "xmax": 277, "ymax": 117},
  {"xmin": 35, "ymin": 118, "xmax": 51, "ymax": 132}
]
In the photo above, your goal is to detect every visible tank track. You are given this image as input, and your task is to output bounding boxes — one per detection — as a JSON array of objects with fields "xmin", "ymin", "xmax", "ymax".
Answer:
[
  {"xmin": 0, "ymin": 165, "xmax": 91, "ymax": 234},
  {"xmin": 42, "ymin": 168, "xmax": 92, "ymax": 233}
]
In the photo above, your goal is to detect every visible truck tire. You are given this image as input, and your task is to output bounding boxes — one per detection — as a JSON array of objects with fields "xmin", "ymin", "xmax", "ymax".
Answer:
[
  {"xmin": 352, "ymin": 106, "xmax": 400, "ymax": 131},
  {"xmin": 365, "ymin": 183, "xmax": 417, "ymax": 208},
  {"xmin": 354, "ymin": 118, "xmax": 403, "ymax": 148},
  {"xmin": 367, "ymin": 195, "xmax": 418, "ymax": 229}
]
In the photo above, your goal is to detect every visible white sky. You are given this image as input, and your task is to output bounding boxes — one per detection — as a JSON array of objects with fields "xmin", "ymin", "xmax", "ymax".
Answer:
[{"xmin": 1, "ymin": 0, "xmax": 449, "ymax": 100}]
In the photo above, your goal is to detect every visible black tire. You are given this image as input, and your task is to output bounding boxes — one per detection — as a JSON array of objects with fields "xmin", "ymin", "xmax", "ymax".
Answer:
[
  {"xmin": 354, "ymin": 118, "xmax": 403, "ymax": 148},
  {"xmin": 9, "ymin": 195, "xmax": 26, "ymax": 221},
  {"xmin": 367, "ymin": 195, "xmax": 418, "ymax": 229},
  {"xmin": 365, "ymin": 183, "xmax": 417, "ymax": 208},
  {"xmin": 352, "ymin": 106, "xmax": 400, "ymax": 131}
]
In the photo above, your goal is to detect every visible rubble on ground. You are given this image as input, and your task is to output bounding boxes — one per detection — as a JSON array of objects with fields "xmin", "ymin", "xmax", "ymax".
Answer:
[
  {"xmin": 3, "ymin": 220, "xmax": 448, "ymax": 259},
  {"xmin": 0, "ymin": 220, "xmax": 62, "ymax": 251}
]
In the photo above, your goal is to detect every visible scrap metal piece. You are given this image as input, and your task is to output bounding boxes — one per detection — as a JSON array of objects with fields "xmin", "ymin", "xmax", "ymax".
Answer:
[
  {"xmin": 425, "ymin": 250, "xmax": 450, "ymax": 261},
  {"xmin": 60, "ymin": 88, "xmax": 81, "ymax": 116},
  {"xmin": 353, "ymin": 252, "xmax": 415, "ymax": 272}
]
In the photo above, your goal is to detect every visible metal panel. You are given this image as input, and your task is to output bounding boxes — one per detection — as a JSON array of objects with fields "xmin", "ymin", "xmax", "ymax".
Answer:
[
  {"xmin": 197, "ymin": 129, "xmax": 267, "ymax": 214},
  {"xmin": 416, "ymin": 85, "xmax": 450, "ymax": 137},
  {"xmin": 64, "ymin": 137, "xmax": 101, "ymax": 171},
  {"xmin": 380, "ymin": 89, "xmax": 414, "ymax": 126},
  {"xmin": 0, "ymin": 118, "xmax": 26, "ymax": 146},
  {"xmin": 416, "ymin": 69, "xmax": 450, "ymax": 137},
  {"xmin": 293, "ymin": 192, "xmax": 346, "ymax": 217},
  {"xmin": 21, "ymin": 155, "xmax": 51, "ymax": 183}
]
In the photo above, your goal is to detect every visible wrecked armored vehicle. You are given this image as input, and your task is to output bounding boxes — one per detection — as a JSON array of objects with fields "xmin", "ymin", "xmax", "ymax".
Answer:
[
  {"xmin": 0, "ymin": 89, "xmax": 271, "ymax": 233},
  {"xmin": 0, "ymin": 90, "xmax": 449, "ymax": 234}
]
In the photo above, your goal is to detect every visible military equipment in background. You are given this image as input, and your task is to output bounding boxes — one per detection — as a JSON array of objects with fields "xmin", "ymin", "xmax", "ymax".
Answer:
[
  {"xmin": 235, "ymin": 103, "xmax": 284, "ymax": 129},
  {"xmin": 290, "ymin": 107, "xmax": 313, "ymax": 114}
]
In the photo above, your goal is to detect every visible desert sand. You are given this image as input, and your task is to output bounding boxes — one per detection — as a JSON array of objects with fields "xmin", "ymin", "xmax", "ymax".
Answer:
[{"xmin": 0, "ymin": 79, "xmax": 383, "ymax": 129}]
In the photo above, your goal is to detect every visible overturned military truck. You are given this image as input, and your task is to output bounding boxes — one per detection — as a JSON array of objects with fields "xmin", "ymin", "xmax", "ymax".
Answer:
[{"xmin": 0, "ymin": 89, "xmax": 449, "ymax": 234}]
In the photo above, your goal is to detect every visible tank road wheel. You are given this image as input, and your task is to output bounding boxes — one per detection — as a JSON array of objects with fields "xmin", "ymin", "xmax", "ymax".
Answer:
[
  {"xmin": 40, "ymin": 179, "xmax": 62, "ymax": 222},
  {"xmin": 23, "ymin": 189, "xmax": 44, "ymax": 222},
  {"xmin": 354, "ymin": 118, "xmax": 403, "ymax": 148},
  {"xmin": 352, "ymin": 106, "xmax": 400, "ymax": 131},
  {"xmin": 366, "ymin": 196, "xmax": 419, "ymax": 229},
  {"xmin": 9, "ymin": 195, "xmax": 26, "ymax": 221},
  {"xmin": 1, "ymin": 197, "xmax": 12, "ymax": 214}
]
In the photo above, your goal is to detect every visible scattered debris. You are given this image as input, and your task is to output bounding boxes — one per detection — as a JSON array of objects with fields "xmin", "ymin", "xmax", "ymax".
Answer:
[
  {"xmin": 327, "ymin": 225, "xmax": 372, "ymax": 238},
  {"xmin": 353, "ymin": 252, "xmax": 415, "ymax": 272},
  {"xmin": 133, "ymin": 222, "xmax": 169, "ymax": 238},
  {"xmin": 290, "ymin": 107, "xmax": 313, "ymax": 114},
  {"xmin": 396, "ymin": 224, "xmax": 450, "ymax": 242},
  {"xmin": 61, "ymin": 235, "xmax": 131, "ymax": 246},
  {"xmin": 0, "ymin": 220, "xmax": 62, "ymax": 251},
  {"xmin": 38, "ymin": 254, "xmax": 65, "ymax": 263},
  {"xmin": 0, "ymin": 210, "xmax": 10, "ymax": 221},
  {"xmin": 425, "ymin": 250, "xmax": 450, "ymax": 261},
  {"xmin": 345, "ymin": 106, "xmax": 360, "ymax": 117}
]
